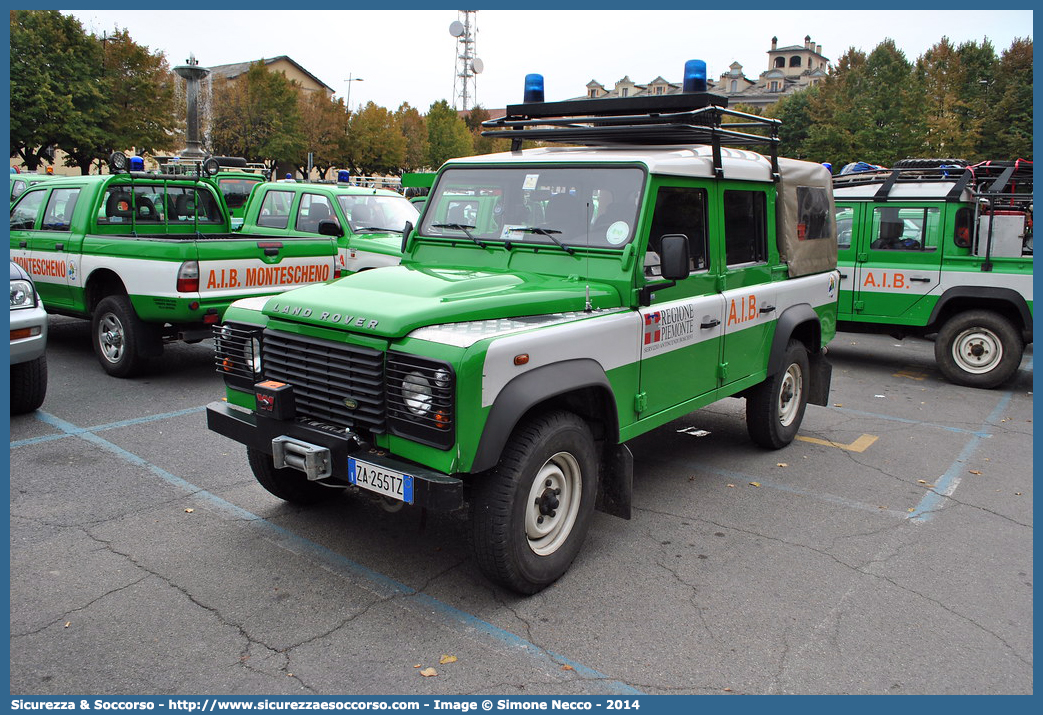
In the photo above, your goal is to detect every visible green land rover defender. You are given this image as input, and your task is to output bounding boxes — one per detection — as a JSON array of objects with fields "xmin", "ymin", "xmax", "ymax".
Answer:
[{"xmin": 207, "ymin": 73, "xmax": 840, "ymax": 593}]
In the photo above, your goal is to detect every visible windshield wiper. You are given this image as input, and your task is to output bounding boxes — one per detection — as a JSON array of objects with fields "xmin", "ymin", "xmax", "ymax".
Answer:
[
  {"xmin": 509, "ymin": 226, "xmax": 575, "ymax": 255},
  {"xmin": 430, "ymin": 222, "xmax": 487, "ymax": 249},
  {"xmin": 354, "ymin": 225, "xmax": 404, "ymax": 234}
]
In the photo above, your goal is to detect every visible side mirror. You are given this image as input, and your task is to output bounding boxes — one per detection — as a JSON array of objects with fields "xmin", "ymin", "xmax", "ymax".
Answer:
[
  {"xmin": 317, "ymin": 218, "xmax": 344, "ymax": 237},
  {"xmin": 401, "ymin": 220, "xmax": 414, "ymax": 254},
  {"xmin": 659, "ymin": 234, "xmax": 691, "ymax": 281}
]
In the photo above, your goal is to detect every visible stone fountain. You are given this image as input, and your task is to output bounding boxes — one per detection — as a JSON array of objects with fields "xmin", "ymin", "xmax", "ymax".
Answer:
[{"xmin": 173, "ymin": 54, "xmax": 210, "ymax": 160}]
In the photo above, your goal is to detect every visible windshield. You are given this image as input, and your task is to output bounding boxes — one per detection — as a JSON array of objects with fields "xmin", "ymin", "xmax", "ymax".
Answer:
[
  {"xmin": 337, "ymin": 194, "xmax": 420, "ymax": 233},
  {"xmin": 419, "ymin": 166, "xmax": 646, "ymax": 249}
]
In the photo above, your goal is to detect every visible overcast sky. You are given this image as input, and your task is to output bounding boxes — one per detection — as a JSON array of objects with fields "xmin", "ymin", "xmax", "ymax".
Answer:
[{"xmin": 63, "ymin": 8, "xmax": 1033, "ymax": 112}]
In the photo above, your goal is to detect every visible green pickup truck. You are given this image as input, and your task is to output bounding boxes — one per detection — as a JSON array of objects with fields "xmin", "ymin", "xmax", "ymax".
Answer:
[
  {"xmin": 237, "ymin": 181, "xmax": 419, "ymax": 274},
  {"xmin": 9, "ymin": 156, "xmax": 337, "ymax": 377},
  {"xmin": 833, "ymin": 159, "xmax": 1033, "ymax": 388},
  {"xmin": 207, "ymin": 74, "xmax": 840, "ymax": 593}
]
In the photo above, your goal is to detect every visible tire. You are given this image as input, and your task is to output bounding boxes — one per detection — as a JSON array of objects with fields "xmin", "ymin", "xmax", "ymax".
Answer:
[
  {"xmin": 471, "ymin": 411, "xmax": 598, "ymax": 594},
  {"xmin": 934, "ymin": 310, "xmax": 1023, "ymax": 389},
  {"xmin": 746, "ymin": 340, "xmax": 810, "ymax": 449},
  {"xmin": 10, "ymin": 355, "xmax": 47, "ymax": 414},
  {"xmin": 91, "ymin": 295, "xmax": 158, "ymax": 378},
  {"xmin": 893, "ymin": 158, "xmax": 968, "ymax": 169},
  {"xmin": 247, "ymin": 448, "xmax": 330, "ymax": 504}
]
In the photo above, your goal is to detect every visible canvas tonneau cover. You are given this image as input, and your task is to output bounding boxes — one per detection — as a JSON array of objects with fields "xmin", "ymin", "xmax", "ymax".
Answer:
[{"xmin": 775, "ymin": 157, "xmax": 838, "ymax": 277}]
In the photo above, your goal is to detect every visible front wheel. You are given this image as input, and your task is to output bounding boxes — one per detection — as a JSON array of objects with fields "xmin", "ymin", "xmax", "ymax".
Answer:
[
  {"xmin": 247, "ymin": 448, "xmax": 330, "ymax": 504},
  {"xmin": 934, "ymin": 310, "xmax": 1023, "ymax": 389},
  {"xmin": 471, "ymin": 411, "xmax": 598, "ymax": 594},
  {"xmin": 10, "ymin": 355, "xmax": 47, "ymax": 414},
  {"xmin": 91, "ymin": 295, "xmax": 158, "ymax": 378},
  {"xmin": 746, "ymin": 340, "xmax": 810, "ymax": 449}
]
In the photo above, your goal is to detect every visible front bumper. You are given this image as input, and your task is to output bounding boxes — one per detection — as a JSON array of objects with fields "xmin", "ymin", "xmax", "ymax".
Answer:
[
  {"xmin": 206, "ymin": 400, "xmax": 464, "ymax": 511},
  {"xmin": 10, "ymin": 305, "xmax": 48, "ymax": 364}
]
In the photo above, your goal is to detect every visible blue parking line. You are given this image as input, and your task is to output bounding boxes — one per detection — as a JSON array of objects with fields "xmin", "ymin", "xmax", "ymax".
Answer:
[
  {"xmin": 26, "ymin": 409, "xmax": 642, "ymax": 696},
  {"xmin": 907, "ymin": 391, "xmax": 1014, "ymax": 523},
  {"xmin": 11, "ymin": 406, "xmax": 207, "ymax": 448}
]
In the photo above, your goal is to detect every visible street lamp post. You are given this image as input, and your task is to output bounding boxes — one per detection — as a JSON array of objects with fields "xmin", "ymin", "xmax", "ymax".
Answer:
[{"xmin": 344, "ymin": 74, "xmax": 365, "ymax": 111}]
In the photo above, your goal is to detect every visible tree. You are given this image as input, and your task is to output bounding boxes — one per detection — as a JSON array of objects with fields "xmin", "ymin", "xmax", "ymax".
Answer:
[
  {"xmin": 10, "ymin": 10, "xmax": 108, "ymax": 172},
  {"xmin": 979, "ymin": 38, "xmax": 1032, "ymax": 160},
  {"xmin": 345, "ymin": 102, "xmax": 406, "ymax": 176},
  {"xmin": 62, "ymin": 26, "xmax": 181, "ymax": 174},
  {"xmin": 395, "ymin": 103, "xmax": 429, "ymax": 172},
  {"xmin": 208, "ymin": 62, "xmax": 305, "ymax": 172},
  {"xmin": 298, "ymin": 91, "xmax": 350, "ymax": 178},
  {"xmin": 426, "ymin": 100, "xmax": 473, "ymax": 168},
  {"xmin": 764, "ymin": 88, "xmax": 816, "ymax": 160}
]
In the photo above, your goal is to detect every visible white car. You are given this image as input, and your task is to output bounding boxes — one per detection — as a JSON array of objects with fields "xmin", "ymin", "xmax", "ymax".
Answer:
[{"xmin": 10, "ymin": 260, "xmax": 48, "ymax": 413}]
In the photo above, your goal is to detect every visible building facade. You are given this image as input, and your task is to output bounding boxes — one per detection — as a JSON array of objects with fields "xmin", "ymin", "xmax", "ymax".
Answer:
[{"xmin": 579, "ymin": 36, "xmax": 830, "ymax": 110}]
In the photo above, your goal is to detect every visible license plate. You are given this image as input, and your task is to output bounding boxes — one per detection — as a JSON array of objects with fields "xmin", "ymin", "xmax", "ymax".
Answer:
[{"xmin": 348, "ymin": 458, "xmax": 414, "ymax": 504}]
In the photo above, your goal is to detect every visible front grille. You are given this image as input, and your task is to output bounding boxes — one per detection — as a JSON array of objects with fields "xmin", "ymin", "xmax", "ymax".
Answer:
[{"xmin": 261, "ymin": 331, "xmax": 386, "ymax": 434}]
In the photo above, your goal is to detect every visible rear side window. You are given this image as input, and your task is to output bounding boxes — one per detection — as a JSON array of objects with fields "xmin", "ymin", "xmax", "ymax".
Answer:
[
  {"xmin": 257, "ymin": 190, "xmax": 294, "ymax": 229},
  {"xmin": 724, "ymin": 190, "xmax": 768, "ymax": 265},
  {"xmin": 41, "ymin": 188, "xmax": 81, "ymax": 231},
  {"xmin": 165, "ymin": 187, "xmax": 222, "ymax": 223},
  {"xmin": 796, "ymin": 186, "xmax": 831, "ymax": 240},
  {"xmin": 10, "ymin": 189, "xmax": 46, "ymax": 230}
]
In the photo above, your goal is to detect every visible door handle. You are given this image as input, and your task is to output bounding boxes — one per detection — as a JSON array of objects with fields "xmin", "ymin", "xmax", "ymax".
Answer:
[
  {"xmin": 839, "ymin": 273, "xmax": 849, "ymax": 279},
  {"xmin": 700, "ymin": 317, "xmax": 721, "ymax": 329},
  {"xmin": 264, "ymin": 248, "xmax": 280, "ymax": 256},
  {"xmin": 909, "ymin": 277, "xmax": 931, "ymax": 283},
  {"xmin": 18, "ymin": 240, "xmax": 27, "ymax": 249},
  {"xmin": 55, "ymin": 243, "xmax": 65, "ymax": 251},
  {"xmin": 759, "ymin": 304, "xmax": 776, "ymax": 314}
]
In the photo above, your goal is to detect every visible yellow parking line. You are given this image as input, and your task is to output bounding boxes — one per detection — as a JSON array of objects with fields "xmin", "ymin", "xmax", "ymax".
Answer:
[{"xmin": 796, "ymin": 434, "xmax": 878, "ymax": 452}]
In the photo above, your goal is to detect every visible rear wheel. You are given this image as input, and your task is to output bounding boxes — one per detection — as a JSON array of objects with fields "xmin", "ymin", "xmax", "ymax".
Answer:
[
  {"xmin": 935, "ymin": 310, "xmax": 1022, "ymax": 389},
  {"xmin": 10, "ymin": 355, "xmax": 47, "ymax": 414},
  {"xmin": 247, "ymin": 448, "xmax": 330, "ymax": 504},
  {"xmin": 746, "ymin": 340, "xmax": 809, "ymax": 449},
  {"xmin": 91, "ymin": 295, "xmax": 159, "ymax": 378},
  {"xmin": 471, "ymin": 411, "xmax": 598, "ymax": 594}
]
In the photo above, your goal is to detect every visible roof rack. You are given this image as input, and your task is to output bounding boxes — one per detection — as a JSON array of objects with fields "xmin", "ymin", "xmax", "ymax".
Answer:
[
  {"xmin": 832, "ymin": 159, "xmax": 1033, "ymax": 205},
  {"xmin": 480, "ymin": 93, "xmax": 781, "ymax": 181}
]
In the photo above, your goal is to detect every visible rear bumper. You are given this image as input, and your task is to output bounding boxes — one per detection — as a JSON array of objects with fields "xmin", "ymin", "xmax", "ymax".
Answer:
[{"xmin": 206, "ymin": 400, "xmax": 464, "ymax": 511}]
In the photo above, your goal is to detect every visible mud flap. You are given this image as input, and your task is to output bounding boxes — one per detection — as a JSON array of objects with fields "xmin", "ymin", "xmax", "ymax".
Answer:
[
  {"xmin": 596, "ymin": 442, "xmax": 633, "ymax": 520},
  {"xmin": 807, "ymin": 349, "xmax": 832, "ymax": 407}
]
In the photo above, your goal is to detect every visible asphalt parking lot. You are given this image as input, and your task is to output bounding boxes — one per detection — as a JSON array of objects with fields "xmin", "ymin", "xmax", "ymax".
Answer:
[{"xmin": 9, "ymin": 315, "xmax": 1033, "ymax": 696}]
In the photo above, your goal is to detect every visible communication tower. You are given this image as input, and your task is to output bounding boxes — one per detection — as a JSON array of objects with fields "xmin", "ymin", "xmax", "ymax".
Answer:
[{"xmin": 449, "ymin": 10, "xmax": 483, "ymax": 111}]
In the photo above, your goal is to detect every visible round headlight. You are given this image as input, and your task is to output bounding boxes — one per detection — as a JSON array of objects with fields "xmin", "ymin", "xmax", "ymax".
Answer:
[
  {"xmin": 402, "ymin": 372, "xmax": 433, "ymax": 415},
  {"xmin": 249, "ymin": 336, "xmax": 262, "ymax": 373}
]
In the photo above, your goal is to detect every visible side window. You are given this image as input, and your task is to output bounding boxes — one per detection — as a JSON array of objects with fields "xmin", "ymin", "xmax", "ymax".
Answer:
[
  {"xmin": 132, "ymin": 186, "xmax": 163, "ymax": 223},
  {"xmin": 11, "ymin": 179, "xmax": 27, "ymax": 200},
  {"xmin": 164, "ymin": 187, "xmax": 222, "ymax": 224},
  {"xmin": 871, "ymin": 207, "xmax": 940, "ymax": 251},
  {"xmin": 10, "ymin": 189, "xmax": 46, "ymax": 230},
  {"xmin": 796, "ymin": 186, "xmax": 831, "ymax": 240},
  {"xmin": 219, "ymin": 178, "xmax": 262, "ymax": 209},
  {"xmin": 646, "ymin": 186, "xmax": 709, "ymax": 277},
  {"xmin": 953, "ymin": 207, "xmax": 973, "ymax": 248},
  {"xmin": 41, "ymin": 188, "xmax": 81, "ymax": 231},
  {"xmin": 724, "ymin": 190, "xmax": 767, "ymax": 265},
  {"xmin": 98, "ymin": 188, "xmax": 134, "ymax": 224},
  {"xmin": 835, "ymin": 207, "xmax": 854, "ymax": 250},
  {"xmin": 295, "ymin": 193, "xmax": 334, "ymax": 233},
  {"xmin": 257, "ymin": 190, "xmax": 294, "ymax": 229}
]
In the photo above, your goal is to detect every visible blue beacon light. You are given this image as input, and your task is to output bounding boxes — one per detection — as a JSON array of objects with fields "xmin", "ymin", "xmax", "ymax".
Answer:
[
  {"xmin": 682, "ymin": 59, "xmax": 707, "ymax": 93},
  {"xmin": 524, "ymin": 73, "xmax": 544, "ymax": 103},
  {"xmin": 129, "ymin": 156, "xmax": 144, "ymax": 172},
  {"xmin": 337, "ymin": 169, "xmax": 350, "ymax": 183}
]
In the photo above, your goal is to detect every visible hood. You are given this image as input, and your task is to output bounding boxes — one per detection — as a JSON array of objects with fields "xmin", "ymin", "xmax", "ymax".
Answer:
[{"xmin": 262, "ymin": 265, "xmax": 623, "ymax": 338}]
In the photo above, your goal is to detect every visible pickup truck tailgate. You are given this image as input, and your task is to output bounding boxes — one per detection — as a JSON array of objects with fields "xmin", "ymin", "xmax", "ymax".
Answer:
[{"xmin": 195, "ymin": 236, "xmax": 338, "ymax": 299}]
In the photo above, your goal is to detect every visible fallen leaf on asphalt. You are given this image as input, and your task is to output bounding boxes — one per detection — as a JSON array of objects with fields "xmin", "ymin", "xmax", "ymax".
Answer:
[
  {"xmin": 727, "ymin": 484, "xmax": 735, "ymax": 488},
  {"xmin": 419, "ymin": 667, "xmax": 438, "ymax": 677},
  {"xmin": 64, "ymin": 622, "xmax": 71, "ymax": 628},
  {"xmin": 833, "ymin": 403, "xmax": 843, "ymax": 407},
  {"xmin": 414, "ymin": 664, "xmax": 421, "ymax": 669},
  {"xmin": 723, "ymin": 687, "xmax": 733, "ymax": 692},
  {"xmin": 969, "ymin": 470, "xmax": 982, "ymax": 475},
  {"xmin": 1015, "ymin": 492, "xmax": 1023, "ymax": 496},
  {"xmin": 184, "ymin": 508, "xmax": 194, "ymax": 513},
  {"xmin": 777, "ymin": 463, "xmax": 788, "ymax": 468},
  {"xmin": 749, "ymin": 482, "xmax": 761, "ymax": 487},
  {"xmin": 439, "ymin": 655, "xmax": 457, "ymax": 665},
  {"xmin": 907, "ymin": 508, "xmax": 915, "ymax": 512},
  {"xmin": 561, "ymin": 665, "xmax": 574, "ymax": 671},
  {"xmin": 917, "ymin": 480, "xmax": 927, "ymax": 484}
]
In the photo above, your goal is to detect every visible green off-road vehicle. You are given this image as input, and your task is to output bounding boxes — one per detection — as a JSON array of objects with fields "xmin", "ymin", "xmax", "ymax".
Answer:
[
  {"xmin": 833, "ymin": 159, "xmax": 1033, "ymax": 388},
  {"xmin": 207, "ymin": 74, "xmax": 840, "ymax": 593}
]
